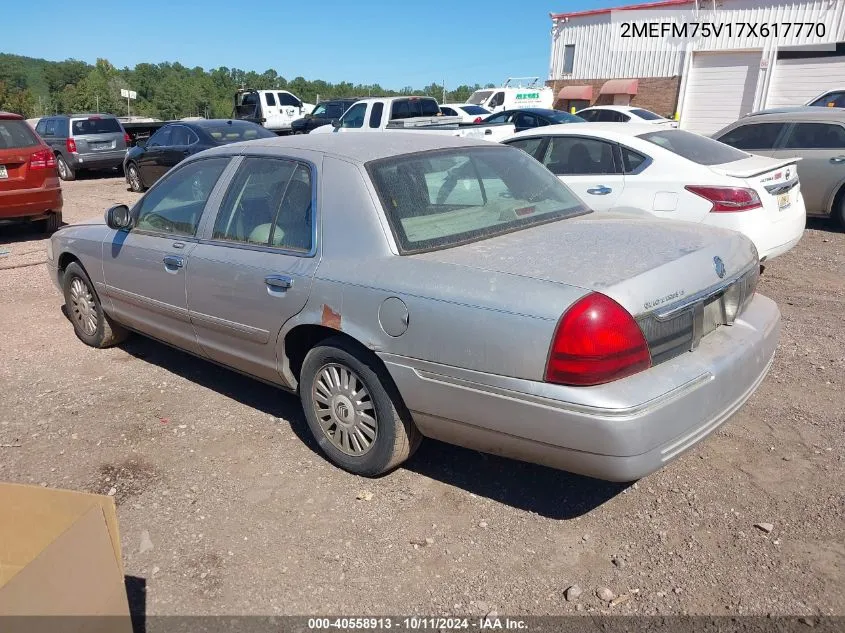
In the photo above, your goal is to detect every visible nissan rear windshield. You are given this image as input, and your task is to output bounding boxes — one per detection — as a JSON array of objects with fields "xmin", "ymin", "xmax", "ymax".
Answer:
[
  {"xmin": 71, "ymin": 117, "xmax": 122, "ymax": 135},
  {"xmin": 367, "ymin": 146, "xmax": 588, "ymax": 254},
  {"xmin": 0, "ymin": 120, "xmax": 39, "ymax": 149},
  {"xmin": 638, "ymin": 129, "xmax": 749, "ymax": 166}
]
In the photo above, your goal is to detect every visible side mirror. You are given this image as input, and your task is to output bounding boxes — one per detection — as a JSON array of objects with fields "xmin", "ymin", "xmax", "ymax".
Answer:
[
  {"xmin": 105, "ymin": 204, "xmax": 133, "ymax": 230},
  {"xmin": 331, "ymin": 119, "xmax": 342, "ymax": 129}
]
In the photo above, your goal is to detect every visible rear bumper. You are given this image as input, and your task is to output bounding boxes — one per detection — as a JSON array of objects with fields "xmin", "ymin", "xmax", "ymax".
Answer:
[
  {"xmin": 381, "ymin": 294, "xmax": 780, "ymax": 481},
  {"xmin": 68, "ymin": 149, "xmax": 126, "ymax": 170},
  {"xmin": 0, "ymin": 185, "xmax": 63, "ymax": 221}
]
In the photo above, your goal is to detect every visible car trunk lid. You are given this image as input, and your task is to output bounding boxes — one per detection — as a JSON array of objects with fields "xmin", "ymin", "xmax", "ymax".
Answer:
[{"xmin": 710, "ymin": 155, "xmax": 802, "ymax": 219}]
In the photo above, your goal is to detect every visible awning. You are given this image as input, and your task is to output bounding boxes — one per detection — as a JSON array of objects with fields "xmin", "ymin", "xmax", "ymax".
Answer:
[
  {"xmin": 557, "ymin": 85, "xmax": 593, "ymax": 101},
  {"xmin": 600, "ymin": 79, "xmax": 639, "ymax": 95}
]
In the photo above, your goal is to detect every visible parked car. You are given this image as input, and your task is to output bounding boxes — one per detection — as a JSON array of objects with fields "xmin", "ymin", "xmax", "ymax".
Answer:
[
  {"xmin": 310, "ymin": 96, "xmax": 515, "ymax": 141},
  {"xmin": 466, "ymin": 78, "xmax": 554, "ymax": 113},
  {"xmin": 748, "ymin": 88, "xmax": 845, "ymax": 117},
  {"xmin": 438, "ymin": 103, "xmax": 491, "ymax": 123},
  {"xmin": 123, "ymin": 119, "xmax": 275, "ymax": 192},
  {"xmin": 49, "ymin": 134, "xmax": 779, "ymax": 482},
  {"xmin": 713, "ymin": 109, "xmax": 845, "ymax": 227},
  {"xmin": 0, "ymin": 111, "xmax": 63, "ymax": 232},
  {"xmin": 503, "ymin": 123, "xmax": 805, "ymax": 261},
  {"xmin": 577, "ymin": 105, "xmax": 678, "ymax": 127},
  {"xmin": 291, "ymin": 99, "xmax": 359, "ymax": 134},
  {"xmin": 233, "ymin": 89, "xmax": 314, "ymax": 134},
  {"xmin": 483, "ymin": 108, "xmax": 584, "ymax": 132},
  {"xmin": 35, "ymin": 113, "xmax": 129, "ymax": 181}
]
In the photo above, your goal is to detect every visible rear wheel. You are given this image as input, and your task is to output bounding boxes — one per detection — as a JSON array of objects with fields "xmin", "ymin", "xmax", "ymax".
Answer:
[
  {"xmin": 299, "ymin": 336, "xmax": 421, "ymax": 476},
  {"xmin": 126, "ymin": 163, "xmax": 145, "ymax": 192},
  {"xmin": 38, "ymin": 211, "xmax": 62, "ymax": 234},
  {"xmin": 62, "ymin": 262, "xmax": 128, "ymax": 348},
  {"xmin": 834, "ymin": 186, "xmax": 845, "ymax": 229},
  {"xmin": 56, "ymin": 155, "xmax": 75, "ymax": 181}
]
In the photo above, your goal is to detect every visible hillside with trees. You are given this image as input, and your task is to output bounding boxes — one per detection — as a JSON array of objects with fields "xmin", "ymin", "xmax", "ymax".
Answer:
[{"xmin": 0, "ymin": 53, "xmax": 494, "ymax": 119}]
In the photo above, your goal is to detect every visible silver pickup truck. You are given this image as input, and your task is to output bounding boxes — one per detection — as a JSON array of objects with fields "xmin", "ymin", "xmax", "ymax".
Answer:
[{"xmin": 309, "ymin": 96, "xmax": 515, "ymax": 142}]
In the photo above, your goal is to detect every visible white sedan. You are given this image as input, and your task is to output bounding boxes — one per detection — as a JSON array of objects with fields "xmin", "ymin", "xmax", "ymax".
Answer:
[
  {"xmin": 439, "ymin": 103, "xmax": 491, "ymax": 123},
  {"xmin": 577, "ymin": 105, "xmax": 678, "ymax": 128},
  {"xmin": 502, "ymin": 123, "xmax": 806, "ymax": 262}
]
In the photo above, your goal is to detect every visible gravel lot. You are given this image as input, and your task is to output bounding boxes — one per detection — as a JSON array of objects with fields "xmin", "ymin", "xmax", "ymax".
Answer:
[{"xmin": 0, "ymin": 175, "xmax": 843, "ymax": 618}]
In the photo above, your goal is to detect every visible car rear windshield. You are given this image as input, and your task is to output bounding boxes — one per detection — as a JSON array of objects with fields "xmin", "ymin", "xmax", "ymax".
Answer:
[
  {"xmin": 467, "ymin": 91, "xmax": 493, "ymax": 105},
  {"xmin": 460, "ymin": 105, "xmax": 489, "ymax": 115},
  {"xmin": 71, "ymin": 117, "xmax": 122, "ymax": 135},
  {"xmin": 203, "ymin": 122, "xmax": 276, "ymax": 143},
  {"xmin": 367, "ymin": 146, "xmax": 589, "ymax": 254},
  {"xmin": 630, "ymin": 108, "xmax": 663, "ymax": 120},
  {"xmin": 638, "ymin": 130, "xmax": 748, "ymax": 166},
  {"xmin": 0, "ymin": 120, "xmax": 39, "ymax": 149}
]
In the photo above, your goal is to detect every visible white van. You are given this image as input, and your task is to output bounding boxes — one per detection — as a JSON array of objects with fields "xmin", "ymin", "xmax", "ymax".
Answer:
[{"xmin": 466, "ymin": 78, "xmax": 554, "ymax": 114}]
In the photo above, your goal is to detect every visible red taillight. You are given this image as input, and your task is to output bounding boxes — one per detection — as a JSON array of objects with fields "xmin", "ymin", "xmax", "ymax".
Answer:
[
  {"xmin": 473, "ymin": 116, "xmax": 482, "ymax": 123},
  {"xmin": 30, "ymin": 149, "xmax": 56, "ymax": 170},
  {"xmin": 66, "ymin": 138, "xmax": 77, "ymax": 153},
  {"xmin": 124, "ymin": 132, "xmax": 131, "ymax": 144},
  {"xmin": 685, "ymin": 185, "xmax": 762, "ymax": 212},
  {"xmin": 545, "ymin": 293, "xmax": 651, "ymax": 387}
]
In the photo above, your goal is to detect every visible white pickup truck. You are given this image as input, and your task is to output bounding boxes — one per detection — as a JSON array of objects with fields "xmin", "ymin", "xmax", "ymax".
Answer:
[{"xmin": 309, "ymin": 96, "xmax": 514, "ymax": 141}]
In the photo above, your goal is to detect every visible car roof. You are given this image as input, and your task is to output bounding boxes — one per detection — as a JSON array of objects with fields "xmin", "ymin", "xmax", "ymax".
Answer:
[
  {"xmin": 739, "ymin": 108, "xmax": 845, "ymax": 122},
  {"xmin": 188, "ymin": 119, "xmax": 258, "ymax": 128},
  {"xmin": 579, "ymin": 105, "xmax": 652, "ymax": 113},
  {"xmin": 0, "ymin": 111, "xmax": 24, "ymax": 120},
  {"xmin": 201, "ymin": 132, "xmax": 506, "ymax": 164},
  {"xmin": 500, "ymin": 108, "xmax": 561, "ymax": 116},
  {"xmin": 507, "ymin": 121, "xmax": 658, "ymax": 141}
]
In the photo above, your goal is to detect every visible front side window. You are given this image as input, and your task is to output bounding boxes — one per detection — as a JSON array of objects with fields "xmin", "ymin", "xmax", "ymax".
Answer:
[
  {"xmin": 212, "ymin": 158, "xmax": 313, "ymax": 251},
  {"xmin": 486, "ymin": 112, "xmax": 512, "ymax": 124},
  {"xmin": 440, "ymin": 107, "xmax": 457, "ymax": 116},
  {"xmin": 639, "ymin": 130, "xmax": 748, "ymax": 165},
  {"xmin": 341, "ymin": 103, "xmax": 367, "ymax": 128},
  {"xmin": 467, "ymin": 90, "xmax": 492, "ymax": 105},
  {"xmin": 542, "ymin": 136, "xmax": 620, "ymax": 175},
  {"xmin": 367, "ymin": 146, "xmax": 587, "ymax": 253},
  {"xmin": 783, "ymin": 122, "xmax": 845, "ymax": 149},
  {"xmin": 134, "ymin": 158, "xmax": 230, "ymax": 236},
  {"xmin": 577, "ymin": 109, "xmax": 598, "ymax": 122},
  {"xmin": 490, "ymin": 92, "xmax": 505, "ymax": 107},
  {"xmin": 148, "ymin": 126, "xmax": 172, "ymax": 147},
  {"xmin": 716, "ymin": 123, "xmax": 786, "ymax": 150}
]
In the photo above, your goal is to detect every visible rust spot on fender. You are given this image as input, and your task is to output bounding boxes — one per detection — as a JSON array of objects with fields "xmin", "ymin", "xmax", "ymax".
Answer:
[{"xmin": 321, "ymin": 305, "xmax": 342, "ymax": 330}]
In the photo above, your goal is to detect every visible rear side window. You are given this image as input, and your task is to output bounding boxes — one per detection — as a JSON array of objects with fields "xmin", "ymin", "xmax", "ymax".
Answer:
[
  {"xmin": 0, "ymin": 120, "xmax": 39, "ymax": 149},
  {"xmin": 265, "ymin": 93, "xmax": 276, "ymax": 106},
  {"xmin": 716, "ymin": 123, "xmax": 786, "ymax": 150},
  {"xmin": 639, "ymin": 130, "xmax": 748, "ymax": 165},
  {"xmin": 783, "ymin": 123, "xmax": 845, "ymax": 149},
  {"xmin": 369, "ymin": 102, "xmax": 384, "ymax": 128},
  {"xmin": 577, "ymin": 110, "xmax": 598, "ymax": 122},
  {"xmin": 71, "ymin": 117, "xmax": 122, "ymax": 135},
  {"xmin": 440, "ymin": 107, "xmax": 456, "ymax": 116},
  {"xmin": 542, "ymin": 136, "xmax": 620, "ymax": 175},
  {"xmin": 390, "ymin": 99, "xmax": 440, "ymax": 119},
  {"xmin": 630, "ymin": 108, "xmax": 662, "ymax": 121},
  {"xmin": 621, "ymin": 146, "xmax": 649, "ymax": 173}
]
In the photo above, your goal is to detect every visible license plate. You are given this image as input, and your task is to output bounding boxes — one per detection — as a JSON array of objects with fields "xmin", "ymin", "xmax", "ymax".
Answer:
[
  {"xmin": 0, "ymin": 165, "xmax": 6, "ymax": 179},
  {"xmin": 777, "ymin": 192, "xmax": 791, "ymax": 210},
  {"xmin": 91, "ymin": 142, "xmax": 111, "ymax": 150}
]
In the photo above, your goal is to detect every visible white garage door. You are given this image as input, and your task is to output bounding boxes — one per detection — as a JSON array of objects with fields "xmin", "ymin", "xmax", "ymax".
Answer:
[
  {"xmin": 681, "ymin": 51, "xmax": 762, "ymax": 136},
  {"xmin": 767, "ymin": 56, "xmax": 845, "ymax": 108}
]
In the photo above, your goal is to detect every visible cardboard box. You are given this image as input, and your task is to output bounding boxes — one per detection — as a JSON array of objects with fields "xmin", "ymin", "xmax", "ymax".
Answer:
[{"xmin": 0, "ymin": 482, "xmax": 133, "ymax": 633}]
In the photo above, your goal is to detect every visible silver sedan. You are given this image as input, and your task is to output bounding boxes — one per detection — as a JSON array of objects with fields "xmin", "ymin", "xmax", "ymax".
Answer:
[{"xmin": 48, "ymin": 134, "xmax": 780, "ymax": 480}]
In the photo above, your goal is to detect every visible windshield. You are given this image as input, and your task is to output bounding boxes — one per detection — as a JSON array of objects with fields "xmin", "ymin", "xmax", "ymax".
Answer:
[
  {"xmin": 203, "ymin": 122, "xmax": 276, "ymax": 143},
  {"xmin": 460, "ymin": 105, "xmax": 490, "ymax": 115},
  {"xmin": 630, "ymin": 108, "xmax": 664, "ymax": 120},
  {"xmin": 467, "ymin": 91, "xmax": 493, "ymax": 105},
  {"xmin": 71, "ymin": 117, "xmax": 122, "ymax": 135},
  {"xmin": 548, "ymin": 111, "xmax": 586, "ymax": 123},
  {"xmin": 638, "ymin": 130, "xmax": 748, "ymax": 166},
  {"xmin": 367, "ymin": 146, "xmax": 588, "ymax": 254}
]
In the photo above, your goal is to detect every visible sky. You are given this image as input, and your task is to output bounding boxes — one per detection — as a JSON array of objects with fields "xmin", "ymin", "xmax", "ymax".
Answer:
[{"xmin": 4, "ymin": 0, "xmax": 656, "ymax": 90}]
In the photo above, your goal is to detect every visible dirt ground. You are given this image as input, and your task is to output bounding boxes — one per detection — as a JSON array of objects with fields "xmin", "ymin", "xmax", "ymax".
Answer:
[{"xmin": 0, "ymin": 175, "xmax": 842, "ymax": 618}]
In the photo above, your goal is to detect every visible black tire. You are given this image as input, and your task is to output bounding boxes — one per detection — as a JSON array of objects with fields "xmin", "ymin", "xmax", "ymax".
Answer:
[
  {"xmin": 56, "ymin": 154, "xmax": 76, "ymax": 181},
  {"xmin": 38, "ymin": 211, "xmax": 62, "ymax": 234},
  {"xmin": 299, "ymin": 336, "xmax": 421, "ymax": 476},
  {"xmin": 126, "ymin": 162, "xmax": 145, "ymax": 192},
  {"xmin": 834, "ymin": 187, "xmax": 845, "ymax": 230},
  {"xmin": 62, "ymin": 262, "xmax": 129, "ymax": 348}
]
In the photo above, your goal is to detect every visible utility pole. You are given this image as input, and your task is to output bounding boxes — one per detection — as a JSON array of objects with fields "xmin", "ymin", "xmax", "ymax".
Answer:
[
  {"xmin": 442, "ymin": 79, "xmax": 446, "ymax": 103},
  {"xmin": 96, "ymin": 94, "xmax": 99, "ymax": 113}
]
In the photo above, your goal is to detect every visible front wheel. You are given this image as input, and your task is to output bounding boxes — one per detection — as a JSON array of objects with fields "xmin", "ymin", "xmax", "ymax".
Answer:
[
  {"xmin": 62, "ymin": 262, "xmax": 129, "ymax": 348},
  {"xmin": 299, "ymin": 337, "xmax": 421, "ymax": 476},
  {"xmin": 126, "ymin": 163, "xmax": 145, "ymax": 192}
]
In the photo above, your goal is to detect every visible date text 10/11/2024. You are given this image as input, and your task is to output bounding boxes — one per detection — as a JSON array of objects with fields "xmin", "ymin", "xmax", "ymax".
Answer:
[{"xmin": 307, "ymin": 617, "xmax": 529, "ymax": 630}]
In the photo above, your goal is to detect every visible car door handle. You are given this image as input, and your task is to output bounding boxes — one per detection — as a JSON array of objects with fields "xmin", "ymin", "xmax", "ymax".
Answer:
[
  {"xmin": 265, "ymin": 275, "xmax": 293, "ymax": 291},
  {"xmin": 163, "ymin": 255, "xmax": 184, "ymax": 269},
  {"xmin": 830, "ymin": 156, "xmax": 845, "ymax": 164},
  {"xmin": 587, "ymin": 186, "xmax": 613, "ymax": 195}
]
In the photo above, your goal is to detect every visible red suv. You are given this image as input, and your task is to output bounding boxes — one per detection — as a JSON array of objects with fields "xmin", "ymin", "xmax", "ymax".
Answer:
[{"xmin": 0, "ymin": 112, "xmax": 63, "ymax": 232}]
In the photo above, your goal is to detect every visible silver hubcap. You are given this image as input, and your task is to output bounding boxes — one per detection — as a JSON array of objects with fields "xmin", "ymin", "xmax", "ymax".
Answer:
[
  {"xmin": 69, "ymin": 277, "xmax": 98, "ymax": 336},
  {"xmin": 58, "ymin": 159, "xmax": 67, "ymax": 178},
  {"xmin": 312, "ymin": 364, "xmax": 377, "ymax": 456},
  {"xmin": 129, "ymin": 166, "xmax": 140, "ymax": 189}
]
